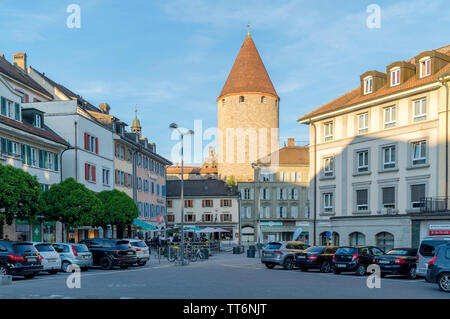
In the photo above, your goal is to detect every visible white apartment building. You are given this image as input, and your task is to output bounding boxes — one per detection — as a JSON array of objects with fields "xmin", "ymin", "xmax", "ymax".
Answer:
[{"xmin": 298, "ymin": 45, "xmax": 450, "ymax": 250}]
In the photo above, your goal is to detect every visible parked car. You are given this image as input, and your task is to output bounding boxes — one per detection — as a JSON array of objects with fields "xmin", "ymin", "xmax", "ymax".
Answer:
[
  {"xmin": 417, "ymin": 235, "xmax": 450, "ymax": 277},
  {"xmin": 374, "ymin": 248, "xmax": 418, "ymax": 279},
  {"xmin": 426, "ymin": 243, "xmax": 450, "ymax": 292},
  {"xmin": 52, "ymin": 243, "xmax": 93, "ymax": 272},
  {"xmin": 128, "ymin": 239, "xmax": 150, "ymax": 266},
  {"xmin": 32, "ymin": 242, "xmax": 61, "ymax": 274},
  {"xmin": 0, "ymin": 240, "xmax": 43, "ymax": 279},
  {"xmin": 333, "ymin": 246, "xmax": 384, "ymax": 276},
  {"xmin": 261, "ymin": 241, "xmax": 311, "ymax": 270},
  {"xmin": 294, "ymin": 246, "xmax": 338, "ymax": 273},
  {"xmin": 79, "ymin": 239, "xmax": 137, "ymax": 270}
]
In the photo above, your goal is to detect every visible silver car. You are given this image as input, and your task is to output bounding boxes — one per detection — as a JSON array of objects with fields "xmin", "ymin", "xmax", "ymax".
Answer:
[
  {"xmin": 261, "ymin": 241, "xmax": 311, "ymax": 270},
  {"xmin": 52, "ymin": 243, "xmax": 93, "ymax": 272},
  {"xmin": 417, "ymin": 235, "xmax": 450, "ymax": 277},
  {"xmin": 128, "ymin": 239, "xmax": 150, "ymax": 266}
]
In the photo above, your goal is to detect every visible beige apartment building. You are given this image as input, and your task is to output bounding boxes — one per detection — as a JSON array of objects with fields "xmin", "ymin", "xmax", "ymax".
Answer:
[{"xmin": 298, "ymin": 45, "xmax": 450, "ymax": 250}]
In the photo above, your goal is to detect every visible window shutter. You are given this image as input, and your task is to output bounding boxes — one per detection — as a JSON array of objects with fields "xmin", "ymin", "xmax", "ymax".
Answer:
[
  {"xmin": 250, "ymin": 188, "xmax": 254, "ymax": 200},
  {"xmin": 294, "ymin": 189, "xmax": 299, "ymax": 200},
  {"xmin": 85, "ymin": 163, "xmax": 89, "ymax": 180},
  {"xmin": 15, "ymin": 103, "xmax": 20, "ymax": 121},
  {"xmin": 260, "ymin": 188, "xmax": 264, "ymax": 199},
  {"xmin": 124, "ymin": 173, "xmax": 128, "ymax": 187},
  {"xmin": 291, "ymin": 206, "xmax": 298, "ymax": 218},
  {"xmin": 20, "ymin": 144, "xmax": 25, "ymax": 164},
  {"xmin": 1, "ymin": 138, "xmax": 6, "ymax": 153},
  {"xmin": 54, "ymin": 154, "xmax": 59, "ymax": 171},
  {"xmin": 240, "ymin": 190, "xmax": 243, "ymax": 200},
  {"xmin": 202, "ymin": 200, "xmax": 205, "ymax": 208},
  {"xmin": 1, "ymin": 97, "xmax": 6, "ymax": 115},
  {"xmin": 282, "ymin": 207, "xmax": 287, "ymax": 218},
  {"xmin": 130, "ymin": 174, "xmax": 133, "ymax": 188},
  {"xmin": 288, "ymin": 188, "xmax": 292, "ymax": 200},
  {"xmin": 84, "ymin": 133, "xmax": 88, "ymax": 150},
  {"xmin": 411, "ymin": 184, "xmax": 425, "ymax": 202},
  {"xmin": 92, "ymin": 166, "xmax": 96, "ymax": 182},
  {"xmin": 356, "ymin": 189, "xmax": 368, "ymax": 205},
  {"xmin": 382, "ymin": 187, "xmax": 395, "ymax": 205},
  {"xmin": 25, "ymin": 94, "xmax": 29, "ymax": 103},
  {"xmin": 38, "ymin": 150, "xmax": 44, "ymax": 168},
  {"xmin": 26, "ymin": 145, "xmax": 31, "ymax": 165},
  {"xmin": 115, "ymin": 170, "xmax": 118, "ymax": 185},
  {"xmin": 95, "ymin": 138, "xmax": 98, "ymax": 154},
  {"xmin": 115, "ymin": 144, "xmax": 118, "ymax": 157}
]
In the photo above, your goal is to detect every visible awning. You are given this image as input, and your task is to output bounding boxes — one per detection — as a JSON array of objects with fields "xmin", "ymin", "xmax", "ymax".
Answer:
[{"xmin": 132, "ymin": 219, "xmax": 157, "ymax": 230}]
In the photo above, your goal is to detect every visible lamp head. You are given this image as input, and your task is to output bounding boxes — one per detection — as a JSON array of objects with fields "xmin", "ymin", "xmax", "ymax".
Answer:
[
  {"xmin": 169, "ymin": 123, "xmax": 178, "ymax": 129},
  {"xmin": 187, "ymin": 130, "xmax": 194, "ymax": 135}
]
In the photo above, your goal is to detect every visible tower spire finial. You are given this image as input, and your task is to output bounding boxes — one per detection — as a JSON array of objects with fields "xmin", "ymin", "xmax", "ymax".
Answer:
[
  {"xmin": 247, "ymin": 21, "xmax": 250, "ymax": 37},
  {"xmin": 134, "ymin": 104, "xmax": 138, "ymax": 117}
]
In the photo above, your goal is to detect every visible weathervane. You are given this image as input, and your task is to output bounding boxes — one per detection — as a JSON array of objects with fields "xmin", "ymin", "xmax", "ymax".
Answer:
[{"xmin": 247, "ymin": 21, "xmax": 251, "ymax": 37}]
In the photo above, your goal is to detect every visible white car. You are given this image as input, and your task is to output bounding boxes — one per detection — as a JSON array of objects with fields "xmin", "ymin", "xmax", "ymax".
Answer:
[
  {"xmin": 33, "ymin": 243, "xmax": 61, "ymax": 274},
  {"xmin": 128, "ymin": 239, "xmax": 150, "ymax": 266}
]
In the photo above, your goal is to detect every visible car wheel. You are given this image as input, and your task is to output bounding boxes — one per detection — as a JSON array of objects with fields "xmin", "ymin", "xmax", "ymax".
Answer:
[
  {"xmin": 100, "ymin": 257, "xmax": 113, "ymax": 270},
  {"xmin": 283, "ymin": 257, "xmax": 294, "ymax": 270},
  {"xmin": 265, "ymin": 263, "xmax": 275, "ymax": 269},
  {"xmin": 61, "ymin": 261, "xmax": 71, "ymax": 272},
  {"xmin": 320, "ymin": 262, "xmax": 331, "ymax": 273},
  {"xmin": 333, "ymin": 268, "xmax": 341, "ymax": 274},
  {"xmin": 0, "ymin": 265, "xmax": 9, "ymax": 276},
  {"xmin": 81, "ymin": 267, "xmax": 89, "ymax": 272},
  {"xmin": 438, "ymin": 273, "xmax": 450, "ymax": 292},
  {"xmin": 406, "ymin": 266, "xmax": 417, "ymax": 280},
  {"xmin": 48, "ymin": 270, "xmax": 58, "ymax": 275},
  {"xmin": 138, "ymin": 261, "xmax": 147, "ymax": 266},
  {"xmin": 24, "ymin": 273, "xmax": 37, "ymax": 279},
  {"xmin": 355, "ymin": 264, "xmax": 366, "ymax": 276}
]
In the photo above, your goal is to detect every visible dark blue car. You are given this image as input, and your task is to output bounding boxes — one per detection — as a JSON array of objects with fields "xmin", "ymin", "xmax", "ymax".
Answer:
[{"xmin": 426, "ymin": 243, "xmax": 450, "ymax": 292}]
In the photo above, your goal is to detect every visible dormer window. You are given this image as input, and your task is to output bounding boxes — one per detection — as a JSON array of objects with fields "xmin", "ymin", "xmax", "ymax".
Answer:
[
  {"xmin": 363, "ymin": 76, "xmax": 373, "ymax": 94},
  {"xmin": 33, "ymin": 114, "xmax": 42, "ymax": 128},
  {"xmin": 419, "ymin": 57, "xmax": 431, "ymax": 78},
  {"xmin": 390, "ymin": 67, "xmax": 400, "ymax": 86},
  {"xmin": 239, "ymin": 96, "xmax": 245, "ymax": 103}
]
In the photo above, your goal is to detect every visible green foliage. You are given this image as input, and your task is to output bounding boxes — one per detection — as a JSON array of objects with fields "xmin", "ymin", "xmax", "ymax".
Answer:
[
  {"xmin": 42, "ymin": 178, "xmax": 102, "ymax": 228},
  {"xmin": 226, "ymin": 175, "xmax": 237, "ymax": 187},
  {"xmin": 0, "ymin": 164, "xmax": 42, "ymax": 224},
  {"xmin": 95, "ymin": 189, "xmax": 138, "ymax": 228}
]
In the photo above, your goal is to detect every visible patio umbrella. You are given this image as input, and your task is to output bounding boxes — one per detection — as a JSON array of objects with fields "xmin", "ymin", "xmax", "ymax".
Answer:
[
  {"xmin": 212, "ymin": 228, "xmax": 230, "ymax": 233},
  {"xmin": 196, "ymin": 227, "xmax": 217, "ymax": 233}
]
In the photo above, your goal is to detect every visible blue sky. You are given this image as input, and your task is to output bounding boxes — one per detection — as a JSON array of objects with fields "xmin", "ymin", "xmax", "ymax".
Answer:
[{"xmin": 0, "ymin": 0, "xmax": 448, "ymax": 164}]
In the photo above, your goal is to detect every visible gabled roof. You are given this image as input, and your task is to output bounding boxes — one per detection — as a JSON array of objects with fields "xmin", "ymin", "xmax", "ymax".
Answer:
[
  {"xmin": 0, "ymin": 57, "xmax": 52, "ymax": 99},
  {"xmin": 298, "ymin": 45, "xmax": 450, "ymax": 122},
  {"xmin": 256, "ymin": 145, "xmax": 309, "ymax": 166},
  {"xmin": 218, "ymin": 35, "xmax": 278, "ymax": 100},
  {"xmin": 166, "ymin": 179, "xmax": 238, "ymax": 198}
]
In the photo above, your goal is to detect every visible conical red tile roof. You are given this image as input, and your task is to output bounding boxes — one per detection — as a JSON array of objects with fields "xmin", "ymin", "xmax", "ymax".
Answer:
[{"xmin": 218, "ymin": 35, "xmax": 278, "ymax": 100}]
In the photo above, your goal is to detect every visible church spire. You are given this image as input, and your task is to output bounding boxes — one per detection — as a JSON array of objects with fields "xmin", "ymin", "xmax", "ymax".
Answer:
[{"xmin": 131, "ymin": 105, "xmax": 142, "ymax": 137}]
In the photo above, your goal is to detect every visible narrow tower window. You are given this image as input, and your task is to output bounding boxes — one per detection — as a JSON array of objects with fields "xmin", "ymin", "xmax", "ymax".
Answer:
[
  {"xmin": 261, "ymin": 96, "xmax": 266, "ymax": 103},
  {"xmin": 222, "ymin": 99, "xmax": 225, "ymax": 106},
  {"xmin": 239, "ymin": 96, "xmax": 245, "ymax": 103}
]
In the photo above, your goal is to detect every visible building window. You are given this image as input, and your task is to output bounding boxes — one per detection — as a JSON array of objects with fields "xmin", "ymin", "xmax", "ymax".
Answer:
[
  {"xmin": 243, "ymin": 188, "xmax": 251, "ymax": 200},
  {"xmin": 323, "ymin": 157, "xmax": 334, "ymax": 177},
  {"xmin": 349, "ymin": 232, "xmax": 366, "ymax": 246},
  {"xmin": 221, "ymin": 199, "xmax": 232, "ymax": 207},
  {"xmin": 242, "ymin": 206, "xmax": 252, "ymax": 218},
  {"xmin": 277, "ymin": 206, "xmax": 287, "ymax": 218},
  {"xmin": 202, "ymin": 200, "xmax": 213, "ymax": 208},
  {"xmin": 382, "ymin": 145, "xmax": 396, "ymax": 170},
  {"xmin": 323, "ymin": 193, "xmax": 333, "ymax": 213},
  {"xmin": 363, "ymin": 77, "xmax": 373, "ymax": 94},
  {"xmin": 102, "ymin": 168, "xmax": 110, "ymax": 186},
  {"xmin": 384, "ymin": 106, "xmax": 396, "ymax": 128},
  {"xmin": 167, "ymin": 214, "xmax": 175, "ymax": 222},
  {"xmin": 413, "ymin": 98, "xmax": 427, "ymax": 122},
  {"xmin": 167, "ymin": 200, "xmax": 172, "ymax": 208},
  {"xmin": 323, "ymin": 122, "xmax": 333, "ymax": 142},
  {"xmin": 357, "ymin": 150, "xmax": 369, "ymax": 173},
  {"xmin": 412, "ymin": 140, "xmax": 427, "ymax": 166},
  {"xmin": 357, "ymin": 112, "xmax": 369, "ymax": 134},
  {"xmin": 33, "ymin": 114, "xmax": 42, "ymax": 128},
  {"xmin": 202, "ymin": 214, "xmax": 213, "ymax": 222},
  {"xmin": 291, "ymin": 206, "xmax": 298, "ymax": 218},
  {"xmin": 420, "ymin": 58, "xmax": 431, "ymax": 78},
  {"xmin": 127, "ymin": 150, "xmax": 132, "ymax": 162},
  {"xmin": 410, "ymin": 184, "xmax": 426, "ymax": 208},
  {"xmin": 184, "ymin": 200, "xmax": 193, "ymax": 208},
  {"xmin": 382, "ymin": 187, "xmax": 396, "ymax": 209},
  {"xmin": 239, "ymin": 96, "xmax": 245, "ymax": 103},
  {"xmin": 220, "ymin": 214, "xmax": 232, "ymax": 222},
  {"xmin": 184, "ymin": 214, "xmax": 195, "ymax": 222},
  {"xmin": 376, "ymin": 232, "xmax": 394, "ymax": 252},
  {"xmin": 85, "ymin": 163, "xmax": 96, "ymax": 182},
  {"xmin": 356, "ymin": 189, "xmax": 369, "ymax": 211},
  {"xmin": 390, "ymin": 68, "xmax": 400, "ymax": 86}
]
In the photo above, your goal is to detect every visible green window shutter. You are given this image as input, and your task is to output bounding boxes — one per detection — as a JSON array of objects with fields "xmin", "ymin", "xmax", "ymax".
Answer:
[
  {"xmin": 1, "ymin": 97, "xmax": 6, "ymax": 116},
  {"xmin": 54, "ymin": 153, "xmax": 59, "ymax": 171},
  {"xmin": 21, "ymin": 144, "xmax": 25, "ymax": 164},
  {"xmin": 1, "ymin": 138, "xmax": 6, "ymax": 153},
  {"xmin": 43, "ymin": 151, "xmax": 48, "ymax": 169},
  {"xmin": 26, "ymin": 145, "xmax": 31, "ymax": 165},
  {"xmin": 38, "ymin": 150, "xmax": 43, "ymax": 168},
  {"xmin": 14, "ymin": 103, "xmax": 20, "ymax": 121},
  {"xmin": 7, "ymin": 140, "xmax": 12, "ymax": 154}
]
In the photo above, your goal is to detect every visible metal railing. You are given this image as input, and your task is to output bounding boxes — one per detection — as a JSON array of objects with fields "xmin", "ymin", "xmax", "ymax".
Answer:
[{"xmin": 420, "ymin": 197, "xmax": 450, "ymax": 213}]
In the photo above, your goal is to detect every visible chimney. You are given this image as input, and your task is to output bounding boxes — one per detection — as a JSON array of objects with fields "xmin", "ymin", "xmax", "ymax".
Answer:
[
  {"xmin": 13, "ymin": 53, "xmax": 27, "ymax": 70},
  {"xmin": 99, "ymin": 102, "xmax": 110, "ymax": 114},
  {"xmin": 287, "ymin": 138, "xmax": 295, "ymax": 147}
]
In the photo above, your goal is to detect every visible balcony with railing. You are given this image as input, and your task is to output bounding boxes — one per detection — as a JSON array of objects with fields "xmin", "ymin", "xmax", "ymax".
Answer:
[{"xmin": 420, "ymin": 197, "xmax": 450, "ymax": 214}]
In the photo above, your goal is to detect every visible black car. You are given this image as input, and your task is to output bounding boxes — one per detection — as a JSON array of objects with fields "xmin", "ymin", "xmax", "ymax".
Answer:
[
  {"xmin": 79, "ymin": 239, "xmax": 137, "ymax": 270},
  {"xmin": 333, "ymin": 246, "xmax": 384, "ymax": 276},
  {"xmin": 374, "ymin": 248, "xmax": 418, "ymax": 279},
  {"xmin": 294, "ymin": 246, "xmax": 338, "ymax": 273},
  {"xmin": 0, "ymin": 240, "xmax": 43, "ymax": 278},
  {"xmin": 426, "ymin": 243, "xmax": 450, "ymax": 292}
]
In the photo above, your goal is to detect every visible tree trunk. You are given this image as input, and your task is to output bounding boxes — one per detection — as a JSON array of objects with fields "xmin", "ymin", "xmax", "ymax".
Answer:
[{"xmin": 117, "ymin": 225, "xmax": 124, "ymax": 239}]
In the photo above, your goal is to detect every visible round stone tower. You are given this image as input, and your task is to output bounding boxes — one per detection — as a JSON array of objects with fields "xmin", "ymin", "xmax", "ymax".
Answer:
[{"xmin": 217, "ymin": 32, "xmax": 279, "ymax": 182}]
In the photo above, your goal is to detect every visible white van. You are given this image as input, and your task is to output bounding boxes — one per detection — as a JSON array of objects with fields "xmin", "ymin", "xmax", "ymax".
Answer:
[{"xmin": 416, "ymin": 235, "xmax": 450, "ymax": 277}]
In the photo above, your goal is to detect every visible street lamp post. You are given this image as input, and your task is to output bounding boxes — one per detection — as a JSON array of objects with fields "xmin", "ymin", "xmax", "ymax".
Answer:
[{"xmin": 170, "ymin": 123, "xmax": 194, "ymax": 266}]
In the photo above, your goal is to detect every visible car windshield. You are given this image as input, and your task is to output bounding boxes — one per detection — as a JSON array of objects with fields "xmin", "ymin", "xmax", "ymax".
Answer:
[
  {"xmin": 131, "ymin": 241, "xmax": 147, "ymax": 248},
  {"xmin": 305, "ymin": 246, "xmax": 324, "ymax": 253},
  {"xmin": 35, "ymin": 244, "xmax": 55, "ymax": 252},
  {"xmin": 419, "ymin": 240, "xmax": 449, "ymax": 257},
  {"xmin": 13, "ymin": 243, "xmax": 36, "ymax": 254},
  {"xmin": 386, "ymin": 249, "xmax": 416, "ymax": 256},
  {"xmin": 74, "ymin": 245, "xmax": 89, "ymax": 253},
  {"xmin": 264, "ymin": 243, "xmax": 282, "ymax": 250},
  {"xmin": 114, "ymin": 241, "xmax": 132, "ymax": 250},
  {"xmin": 336, "ymin": 247, "xmax": 357, "ymax": 255}
]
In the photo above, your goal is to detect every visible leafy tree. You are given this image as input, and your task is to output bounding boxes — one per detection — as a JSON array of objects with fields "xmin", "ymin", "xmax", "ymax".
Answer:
[
  {"xmin": 0, "ymin": 164, "xmax": 42, "ymax": 225},
  {"xmin": 95, "ymin": 190, "xmax": 138, "ymax": 238},
  {"xmin": 226, "ymin": 175, "xmax": 237, "ymax": 187},
  {"xmin": 42, "ymin": 178, "xmax": 103, "ymax": 229}
]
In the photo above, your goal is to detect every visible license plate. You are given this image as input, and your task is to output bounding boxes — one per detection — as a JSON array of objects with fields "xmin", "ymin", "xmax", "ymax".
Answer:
[
  {"xmin": 48, "ymin": 259, "xmax": 56, "ymax": 262},
  {"xmin": 27, "ymin": 257, "xmax": 37, "ymax": 262},
  {"xmin": 378, "ymin": 260, "xmax": 390, "ymax": 264},
  {"xmin": 83, "ymin": 255, "xmax": 89, "ymax": 259},
  {"xmin": 336, "ymin": 264, "xmax": 346, "ymax": 268},
  {"xmin": 297, "ymin": 256, "xmax": 306, "ymax": 260}
]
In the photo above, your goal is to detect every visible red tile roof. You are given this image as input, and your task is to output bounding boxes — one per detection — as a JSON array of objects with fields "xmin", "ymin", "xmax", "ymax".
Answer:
[
  {"xmin": 218, "ymin": 35, "xmax": 278, "ymax": 100},
  {"xmin": 298, "ymin": 45, "xmax": 450, "ymax": 122},
  {"xmin": 257, "ymin": 145, "xmax": 309, "ymax": 165}
]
